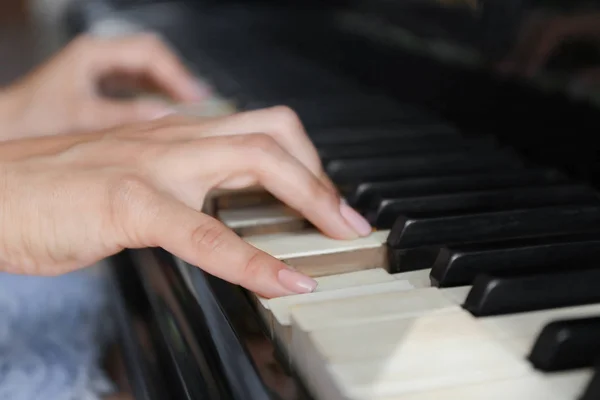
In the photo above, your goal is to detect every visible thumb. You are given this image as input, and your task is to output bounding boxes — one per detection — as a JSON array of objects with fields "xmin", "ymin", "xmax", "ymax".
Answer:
[
  {"xmin": 138, "ymin": 193, "xmax": 317, "ymax": 298},
  {"xmin": 96, "ymin": 98, "xmax": 175, "ymax": 128}
]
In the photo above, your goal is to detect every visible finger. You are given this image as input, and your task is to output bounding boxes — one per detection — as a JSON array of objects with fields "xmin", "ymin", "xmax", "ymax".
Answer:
[
  {"xmin": 137, "ymin": 191, "xmax": 317, "ymax": 298},
  {"xmin": 84, "ymin": 34, "xmax": 209, "ymax": 102},
  {"xmin": 94, "ymin": 98, "xmax": 177, "ymax": 128},
  {"xmin": 157, "ymin": 135, "xmax": 371, "ymax": 239},
  {"xmin": 134, "ymin": 107, "xmax": 333, "ymax": 190}
]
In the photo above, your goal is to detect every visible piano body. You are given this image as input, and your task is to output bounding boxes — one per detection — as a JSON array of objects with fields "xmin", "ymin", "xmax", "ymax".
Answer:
[{"xmin": 64, "ymin": 0, "xmax": 600, "ymax": 399}]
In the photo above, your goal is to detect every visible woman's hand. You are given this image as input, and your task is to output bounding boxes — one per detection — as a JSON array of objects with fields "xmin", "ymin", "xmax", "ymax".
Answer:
[
  {"xmin": 0, "ymin": 108, "xmax": 372, "ymax": 298},
  {"xmin": 0, "ymin": 34, "xmax": 207, "ymax": 141}
]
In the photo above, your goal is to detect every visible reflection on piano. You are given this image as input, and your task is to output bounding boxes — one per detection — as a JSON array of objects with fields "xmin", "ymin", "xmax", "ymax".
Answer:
[{"xmin": 66, "ymin": 0, "xmax": 600, "ymax": 398}]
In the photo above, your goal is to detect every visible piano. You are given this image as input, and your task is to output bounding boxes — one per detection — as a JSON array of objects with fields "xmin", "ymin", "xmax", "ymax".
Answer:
[{"xmin": 64, "ymin": 0, "xmax": 600, "ymax": 398}]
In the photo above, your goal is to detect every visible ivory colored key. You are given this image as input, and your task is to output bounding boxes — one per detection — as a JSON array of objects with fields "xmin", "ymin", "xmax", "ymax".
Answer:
[
  {"xmin": 219, "ymin": 204, "xmax": 307, "ymax": 236},
  {"xmin": 302, "ymin": 310, "xmax": 532, "ymax": 400},
  {"xmin": 392, "ymin": 269, "xmax": 432, "ymax": 288},
  {"xmin": 245, "ymin": 230, "xmax": 390, "ymax": 277},
  {"xmin": 544, "ymin": 369, "xmax": 594, "ymax": 399},
  {"xmin": 266, "ymin": 279, "xmax": 414, "ymax": 353},
  {"xmin": 478, "ymin": 303, "xmax": 600, "ymax": 358},
  {"xmin": 251, "ymin": 268, "xmax": 396, "ymax": 324},
  {"xmin": 289, "ymin": 286, "xmax": 459, "ymax": 334},
  {"xmin": 366, "ymin": 375, "xmax": 564, "ymax": 400}
]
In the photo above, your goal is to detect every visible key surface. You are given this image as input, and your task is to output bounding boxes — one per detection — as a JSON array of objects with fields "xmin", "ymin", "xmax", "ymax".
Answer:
[
  {"xmin": 327, "ymin": 150, "xmax": 524, "ymax": 184},
  {"xmin": 244, "ymin": 229, "xmax": 389, "ymax": 259},
  {"xmin": 370, "ymin": 184, "xmax": 597, "ymax": 228},
  {"xmin": 290, "ymin": 286, "xmax": 459, "ymax": 334},
  {"xmin": 219, "ymin": 204, "xmax": 305, "ymax": 235},
  {"xmin": 387, "ymin": 204, "xmax": 600, "ymax": 249},
  {"xmin": 310, "ymin": 125, "xmax": 457, "ymax": 146},
  {"xmin": 308, "ymin": 311, "xmax": 532, "ymax": 399},
  {"xmin": 348, "ymin": 168, "xmax": 567, "ymax": 210},
  {"xmin": 252, "ymin": 268, "xmax": 396, "ymax": 311},
  {"xmin": 430, "ymin": 231, "xmax": 600, "ymax": 287},
  {"xmin": 268, "ymin": 280, "xmax": 414, "ymax": 350},
  {"xmin": 367, "ymin": 375, "xmax": 565, "ymax": 400},
  {"xmin": 463, "ymin": 268, "xmax": 600, "ymax": 317},
  {"xmin": 529, "ymin": 316, "xmax": 600, "ymax": 371}
]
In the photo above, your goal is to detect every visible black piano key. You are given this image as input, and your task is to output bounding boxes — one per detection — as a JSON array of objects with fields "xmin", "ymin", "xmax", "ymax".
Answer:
[
  {"xmin": 327, "ymin": 150, "xmax": 525, "ymax": 184},
  {"xmin": 528, "ymin": 316, "xmax": 600, "ymax": 371},
  {"xmin": 387, "ymin": 204, "xmax": 600, "ymax": 249},
  {"xmin": 348, "ymin": 168, "xmax": 567, "ymax": 210},
  {"xmin": 311, "ymin": 124, "xmax": 458, "ymax": 146},
  {"xmin": 580, "ymin": 362, "xmax": 600, "ymax": 400},
  {"xmin": 430, "ymin": 232, "xmax": 600, "ymax": 287},
  {"xmin": 370, "ymin": 184, "xmax": 598, "ymax": 228},
  {"xmin": 463, "ymin": 269, "xmax": 600, "ymax": 317},
  {"xmin": 318, "ymin": 135, "xmax": 497, "ymax": 162}
]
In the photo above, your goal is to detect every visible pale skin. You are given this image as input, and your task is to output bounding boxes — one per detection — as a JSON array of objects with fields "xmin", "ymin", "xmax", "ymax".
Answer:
[{"xmin": 0, "ymin": 33, "xmax": 372, "ymax": 299}]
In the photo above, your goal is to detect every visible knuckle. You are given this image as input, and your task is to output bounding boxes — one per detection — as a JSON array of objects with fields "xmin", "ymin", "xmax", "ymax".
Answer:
[
  {"xmin": 269, "ymin": 105, "xmax": 303, "ymax": 130},
  {"xmin": 138, "ymin": 32, "xmax": 167, "ymax": 51},
  {"xmin": 241, "ymin": 133, "xmax": 280, "ymax": 158},
  {"xmin": 190, "ymin": 219, "xmax": 228, "ymax": 254},
  {"xmin": 306, "ymin": 177, "xmax": 334, "ymax": 205}
]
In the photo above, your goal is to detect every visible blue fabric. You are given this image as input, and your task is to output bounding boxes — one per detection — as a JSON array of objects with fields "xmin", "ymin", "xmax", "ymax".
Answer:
[{"xmin": 0, "ymin": 262, "xmax": 117, "ymax": 400}]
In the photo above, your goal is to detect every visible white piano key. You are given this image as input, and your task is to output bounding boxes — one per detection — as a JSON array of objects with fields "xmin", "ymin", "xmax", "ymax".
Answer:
[
  {"xmin": 440, "ymin": 285, "xmax": 471, "ymax": 304},
  {"xmin": 391, "ymin": 269, "xmax": 431, "ymax": 288},
  {"xmin": 478, "ymin": 303, "xmax": 600, "ymax": 357},
  {"xmin": 252, "ymin": 268, "xmax": 396, "ymax": 311},
  {"xmin": 543, "ymin": 369, "xmax": 594, "ymax": 399},
  {"xmin": 267, "ymin": 279, "xmax": 414, "ymax": 348},
  {"xmin": 303, "ymin": 310, "xmax": 532, "ymax": 400},
  {"xmin": 366, "ymin": 374, "xmax": 565, "ymax": 400},
  {"xmin": 245, "ymin": 229, "xmax": 389, "ymax": 259},
  {"xmin": 218, "ymin": 204, "xmax": 302, "ymax": 229},
  {"xmin": 290, "ymin": 287, "xmax": 459, "ymax": 334}
]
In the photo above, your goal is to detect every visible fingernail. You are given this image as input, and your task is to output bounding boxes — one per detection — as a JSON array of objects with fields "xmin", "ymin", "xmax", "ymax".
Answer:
[
  {"xmin": 277, "ymin": 268, "xmax": 317, "ymax": 294},
  {"xmin": 151, "ymin": 108, "xmax": 177, "ymax": 120},
  {"xmin": 340, "ymin": 201, "xmax": 372, "ymax": 236},
  {"xmin": 192, "ymin": 80, "xmax": 212, "ymax": 100}
]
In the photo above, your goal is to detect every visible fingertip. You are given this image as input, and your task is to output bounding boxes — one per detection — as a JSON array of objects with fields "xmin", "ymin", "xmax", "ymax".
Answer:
[
  {"xmin": 189, "ymin": 80, "xmax": 212, "ymax": 101},
  {"xmin": 277, "ymin": 268, "xmax": 318, "ymax": 294},
  {"xmin": 339, "ymin": 200, "xmax": 372, "ymax": 237}
]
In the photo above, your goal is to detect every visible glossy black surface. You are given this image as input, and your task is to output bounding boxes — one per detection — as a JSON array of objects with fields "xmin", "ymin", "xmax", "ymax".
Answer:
[
  {"xmin": 464, "ymin": 269, "xmax": 600, "ymax": 317},
  {"xmin": 430, "ymin": 231, "xmax": 600, "ymax": 287},
  {"xmin": 348, "ymin": 168, "xmax": 568, "ymax": 209},
  {"xmin": 110, "ymin": 248, "xmax": 312, "ymax": 400},
  {"xmin": 529, "ymin": 316, "xmax": 600, "ymax": 371},
  {"xmin": 369, "ymin": 184, "xmax": 598, "ymax": 228},
  {"xmin": 387, "ymin": 204, "xmax": 600, "ymax": 249}
]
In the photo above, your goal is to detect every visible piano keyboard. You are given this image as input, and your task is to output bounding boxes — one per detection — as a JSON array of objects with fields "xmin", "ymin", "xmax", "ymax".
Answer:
[
  {"xmin": 91, "ymin": 7, "xmax": 600, "ymax": 399},
  {"xmin": 168, "ymin": 36, "xmax": 600, "ymax": 400}
]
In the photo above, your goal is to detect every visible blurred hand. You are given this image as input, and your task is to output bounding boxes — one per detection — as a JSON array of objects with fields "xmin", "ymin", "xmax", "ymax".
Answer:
[
  {"xmin": 0, "ymin": 33, "xmax": 208, "ymax": 141},
  {"xmin": 0, "ymin": 108, "xmax": 372, "ymax": 298},
  {"xmin": 498, "ymin": 12, "xmax": 600, "ymax": 79}
]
